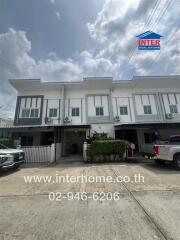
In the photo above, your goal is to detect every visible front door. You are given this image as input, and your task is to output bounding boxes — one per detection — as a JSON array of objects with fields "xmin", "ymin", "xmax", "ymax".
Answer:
[
  {"xmin": 40, "ymin": 132, "xmax": 54, "ymax": 145},
  {"xmin": 64, "ymin": 130, "xmax": 86, "ymax": 155}
]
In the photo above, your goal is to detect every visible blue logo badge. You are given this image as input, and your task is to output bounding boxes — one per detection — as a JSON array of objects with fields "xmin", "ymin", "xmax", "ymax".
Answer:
[{"xmin": 136, "ymin": 31, "xmax": 163, "ymax": 50}]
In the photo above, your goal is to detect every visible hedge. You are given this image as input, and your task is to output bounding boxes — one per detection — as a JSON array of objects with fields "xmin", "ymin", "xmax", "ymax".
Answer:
[
  {"xmin": 87, "ymin": 140, "xmax": 126, "ymax": 162},
  {"xmin": 0, "ymin": 138, "xmax": 14, "ymax": 148},
  {"xmin": 86, "ymin": 132, "xmax": 113, "ymax": 144}
]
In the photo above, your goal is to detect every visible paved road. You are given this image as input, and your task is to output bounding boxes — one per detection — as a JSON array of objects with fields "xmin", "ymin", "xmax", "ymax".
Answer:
[{"xmin": 0, "ymin": 160, "xmax": 180, "ymax": 240}]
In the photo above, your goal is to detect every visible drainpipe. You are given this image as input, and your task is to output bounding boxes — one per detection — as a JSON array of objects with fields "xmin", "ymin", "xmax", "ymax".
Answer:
[
  {"xmin": 54, "ymin": 127, "xmax": 57, "ymax": 163},
  {"xmin": 61, "ymin": 85, "xmax": 65, "ymax": 156},
  {"xmin": 109, "ymin": 88, "xmax": 114, "ymax": 122},
  {"xmin": 61, "ymin": 85, "xmax": 65, "ymax": 124},
  {"xmin": 109, "ymin": 88, "xmax": 115, "ymax": 138}
]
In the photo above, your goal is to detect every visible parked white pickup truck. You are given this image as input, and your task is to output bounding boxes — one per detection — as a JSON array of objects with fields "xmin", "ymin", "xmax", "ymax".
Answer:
[
  {"xmin": 154, "ymin": 135, "xmax": 180, "ymax": 170},
  {"xmin": 141, "ymin": 135, "xmax": 180, "ymax": 170},
  {"xmin": 0, "ymin": 143, "xmax": 25, "ymax": 170}
]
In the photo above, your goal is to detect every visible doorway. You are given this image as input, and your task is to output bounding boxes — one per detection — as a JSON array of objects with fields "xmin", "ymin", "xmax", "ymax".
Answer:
[
  {"xmin": 63, "ymin": 130, "xmax": 86, "ymax": 155},
  {"xmin": 115, "ymin": 129, "xmax": 139, "ymax": 151}
]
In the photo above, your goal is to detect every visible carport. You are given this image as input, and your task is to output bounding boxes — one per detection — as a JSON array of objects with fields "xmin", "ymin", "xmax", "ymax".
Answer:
[
  {"xmin": 115, "ymin": 122, "xmax": 180, "ymax": 152},
  {"xmin": 0, "ymin": 124, "xmax": 91, "ymax": 163}
]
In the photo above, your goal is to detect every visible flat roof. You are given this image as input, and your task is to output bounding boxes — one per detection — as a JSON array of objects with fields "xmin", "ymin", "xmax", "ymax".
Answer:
[{"xmin": 9, "ymin": 75, "xmax": 180, "ymax": 92}]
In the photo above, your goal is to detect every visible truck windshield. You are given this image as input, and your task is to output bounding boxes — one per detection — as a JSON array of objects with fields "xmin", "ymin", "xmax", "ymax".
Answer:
[{"xmin": 0, "ymin": 144, "xmax": 8, "ymax": 149}]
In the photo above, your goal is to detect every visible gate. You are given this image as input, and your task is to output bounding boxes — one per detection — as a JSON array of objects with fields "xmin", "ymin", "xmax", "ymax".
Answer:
[{"xmin": 21, "ymin": 144, "xmax": 55, "ymax": 163}]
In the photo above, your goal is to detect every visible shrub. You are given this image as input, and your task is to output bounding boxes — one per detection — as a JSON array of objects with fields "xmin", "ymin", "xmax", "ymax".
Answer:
[
  {"xmin": 87, "ymin": 140, "xmax": 126, "ymax": 163},
  {"xmin": 0, "ymin": 138, "xmax": 14, "ymax": 148},
  {"xmin": 86, "ymin": 131, "xmax": 114, "ymax": 144}
]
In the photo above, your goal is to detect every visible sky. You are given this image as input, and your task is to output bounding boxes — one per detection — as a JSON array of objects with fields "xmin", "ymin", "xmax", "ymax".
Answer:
[{"xmin": 0, "ymin": 0, "xmax": 180, "ymax": 118}]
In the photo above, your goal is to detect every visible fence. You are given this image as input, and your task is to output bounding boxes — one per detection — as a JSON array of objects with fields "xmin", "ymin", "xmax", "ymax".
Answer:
[{"xmin": 22, "ymin": 144, "xmax": 55, "ymax": 164}]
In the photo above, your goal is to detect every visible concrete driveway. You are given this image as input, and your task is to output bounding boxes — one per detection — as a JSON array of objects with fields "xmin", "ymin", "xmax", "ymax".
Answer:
[{"xmin": 0, "ymin": 160, "xmax": 180, "ymax": 240}]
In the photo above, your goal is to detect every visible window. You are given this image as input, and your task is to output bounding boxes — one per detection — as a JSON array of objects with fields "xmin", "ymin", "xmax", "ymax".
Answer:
[
  {"xmin": 22, "ymin": 109, "xmax": 30, "ymax": 118},
  {"xmin": 169, "ymin": 105, "xmax": 178, "ymax": 114},
  {"xmin": 30, "ymin": 109, "xmax": 39, "ymax": 118},
  {"xmin": 120, "ymin": 106, "xmax": 128, "ymax": 115},
  {"xmin": 49, "ymin": 108, "xmax": 58, "ymax": 118},
  {"xmin": 96, "ymin": 107, "xmax": 104, "ymax": 116},
  {"xmin": 72, "ymin": 108, "xmax": 80, "ymax": 117},
  {"xmin": 143, "ymin": 105, "xmax": 152, "ymax": 114},
  {"xmin": 21, "ymin": 108, "xmax": 39, "ymax": 118}
]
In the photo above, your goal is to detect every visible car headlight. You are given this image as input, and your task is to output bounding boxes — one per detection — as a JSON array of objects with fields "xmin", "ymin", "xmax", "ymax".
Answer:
[{"xmin": 0, "ymin": 156, "xmax": 8, "ymax": 164}]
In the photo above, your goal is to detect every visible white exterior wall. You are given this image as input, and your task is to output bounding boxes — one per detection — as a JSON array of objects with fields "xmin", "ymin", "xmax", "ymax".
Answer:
[
  {"xmin": 91, "ymin": 124, "xmax": 115, "ymax": 138},
  {"xmin": 17, "ymin": 87, "xmax": 180, "ymax": 125},
  {"xmin": 13, "ymin": 77, "xmax": 180, "ymax": 138},
  {"xmin": 18, "ymin": 89, "xmax": 63, "ymax": 125},
  {"xmin": 64, "ymin": 89, "xmax": 85, "ymax": 124},
  {"xmin": 134, "ymin": 94, "xmax": 157, "ymax": 115},
  {"xmin": 162, "ymin": 93, "xmax": 180, "ymax": 114},
  {"xmin": 87, "ymin": 95, "xmax": 109, "ymax": 117}
]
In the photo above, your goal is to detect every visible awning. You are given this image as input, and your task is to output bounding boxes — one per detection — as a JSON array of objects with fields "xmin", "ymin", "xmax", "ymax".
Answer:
[
  {"xmin": 114, "ymin": 122, "xmax": 180, "ymax": 130},
  {"xmin": 0, "ymin": 124, "xmax": 91, "ymax": 131}
]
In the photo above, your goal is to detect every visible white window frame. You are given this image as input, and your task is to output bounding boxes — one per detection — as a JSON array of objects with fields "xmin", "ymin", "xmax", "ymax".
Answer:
[
  {"xmin": 169, "ymin": 104, "xmax": 178, "ymax": 114},
  {"xmin": 71, "ymin": 107, "xmax": 80, "ymax": 117},
  {"xmin": 21, "ymin": 108, "xmax": 39, "ymax": 118},
  {"xmin": 21, "ymin": 108, "xmax": 30, "ymax": 118},
  {"xmin": 96, "ymin": 106, "xmax": 104, "ymax": 116},
  {"xmin": 143, "ymin": 105, "xmax": 152, "ymax": 115},
  {"xmin": 49, "ymin": 108, "xmax": 58, "ymax": 118},
  {"xmin": 120, "ymin": 106, "xmax": 128, "ymax": 115}
]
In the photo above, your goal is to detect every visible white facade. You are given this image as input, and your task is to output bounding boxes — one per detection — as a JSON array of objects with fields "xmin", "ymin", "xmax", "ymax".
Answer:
[{"xmin": 7, "ymin": 76, "xmax": 180, "ymax": 152}]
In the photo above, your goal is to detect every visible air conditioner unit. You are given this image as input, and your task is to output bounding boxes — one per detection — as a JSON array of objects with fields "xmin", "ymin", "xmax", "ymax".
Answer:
[
  {"xmin": 63, "ymin": 117, "xmax": 72, "ymax": 123},
  {"xmin": 114, "ymin": 115, "xmax": 120, "ymax": 122},
  {"xmin": 45, "ymin": 117, "xmax": 53, "ymax": 124},
  {"xmin": 166, "ymin": 113, "xmax": 174, "ymax": 119}
]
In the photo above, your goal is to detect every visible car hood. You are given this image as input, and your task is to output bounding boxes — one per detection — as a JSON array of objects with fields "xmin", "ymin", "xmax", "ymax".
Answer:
[{"xmin": 0, "ymin": 149, "xmax": 24, "ymax": 154}]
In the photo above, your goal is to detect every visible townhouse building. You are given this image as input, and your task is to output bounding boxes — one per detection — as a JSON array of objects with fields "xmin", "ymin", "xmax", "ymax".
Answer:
[{"xmin": 1, "ymin": 75, "xmax": 180, "ymax": 157}]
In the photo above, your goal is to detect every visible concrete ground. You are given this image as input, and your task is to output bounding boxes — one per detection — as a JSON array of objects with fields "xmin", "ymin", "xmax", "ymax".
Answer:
[{"xmin": 0, "ymin": 159, "xmax": 180, "ymax": 240}]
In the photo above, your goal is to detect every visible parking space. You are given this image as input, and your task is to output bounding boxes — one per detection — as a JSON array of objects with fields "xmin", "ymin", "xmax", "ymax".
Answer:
[{"xmin": 0, "ymin": 160, "xmax": 180, "ymax": 240}]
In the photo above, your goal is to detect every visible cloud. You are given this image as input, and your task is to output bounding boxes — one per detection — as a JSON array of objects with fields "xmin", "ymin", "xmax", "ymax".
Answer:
[
  {"xmin": 0, "ymin": 28, "xmax": 113, "ymax": 116},
  {"xmin": 79, "ymin": 50, "xmax": 114, "ymax": 77},
  {"xmin": 55, "ymin": 11, "xmax": 61, "ymax": 20},
  {"xmin": 87, "ymin": 0, "xmax": 180, "ymax": 78},
  {"xmin": 0, "ymin": 28, "xmax": 83, "ymax": 83},
  {"xmin": 0, "ymin": 28, "xmax": 83, "ymax": 117}
]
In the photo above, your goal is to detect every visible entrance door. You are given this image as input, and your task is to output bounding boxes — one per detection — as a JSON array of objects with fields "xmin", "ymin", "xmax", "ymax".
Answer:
[
  {"xmin": 21, "ymin": 136, "xmax": 33, "ymax": 146},
  {"xmin": 40, "ymin": 132, "xmax": 54, "ymax": 145},
  {"xmin": 115, "ymin": 129, "xmax": 139, "ymax": 151},
  {"xmin": 64, "ymin": 130, "xmax": 86, "ymax": 155}
]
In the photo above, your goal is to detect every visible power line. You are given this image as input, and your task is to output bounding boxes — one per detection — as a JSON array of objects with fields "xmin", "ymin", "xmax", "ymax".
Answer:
[
  {"xmin": 145, "ymin": 0, "xmax": 161, "ymax": 26},
  {"xmin": 151, "ymin": 0, "xmax": 172, "ymax": 31},
  {"xmin": 121, "ymin": 0, "xmax": 173, "ymax": 78},
  {"xmin": 140, "ymin": 0, "xmax": 175, "ymax": 75},
  {"xmin": 121, "ymin": 0, "xmax": 161, "ymax": 77}
]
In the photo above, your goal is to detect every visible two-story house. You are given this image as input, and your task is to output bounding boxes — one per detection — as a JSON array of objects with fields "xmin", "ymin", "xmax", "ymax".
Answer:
[{"xmin": 1, "ymin": 75, "xmax": 180, "ymax": 157}]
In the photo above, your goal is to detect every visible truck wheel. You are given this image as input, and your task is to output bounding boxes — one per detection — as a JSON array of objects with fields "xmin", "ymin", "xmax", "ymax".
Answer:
[
  {"xmin": 13, "ymin": 164, "xmax": 20, "ymax": 170},
  {"xmin": 173, "ymin": 154, "xmax": 180, "ymax": 170},
  {"xmin": 154, "ymin": 159, "xmax": 165, "ymax": 165}
]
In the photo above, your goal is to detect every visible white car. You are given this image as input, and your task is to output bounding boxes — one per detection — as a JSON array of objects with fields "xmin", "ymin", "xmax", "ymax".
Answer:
[
  {"xmin": 154, "ymin": 135, "xmax": 180, "ymax": 170},
  {"xmin": 0, "ymin": 143, "xmax": 25, "ymax": 170}
]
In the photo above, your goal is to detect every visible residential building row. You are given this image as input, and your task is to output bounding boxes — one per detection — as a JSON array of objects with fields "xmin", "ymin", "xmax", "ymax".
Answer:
[{"xmin": 1, "ymin": 75, "xmax": 180, "ymax": 156}]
